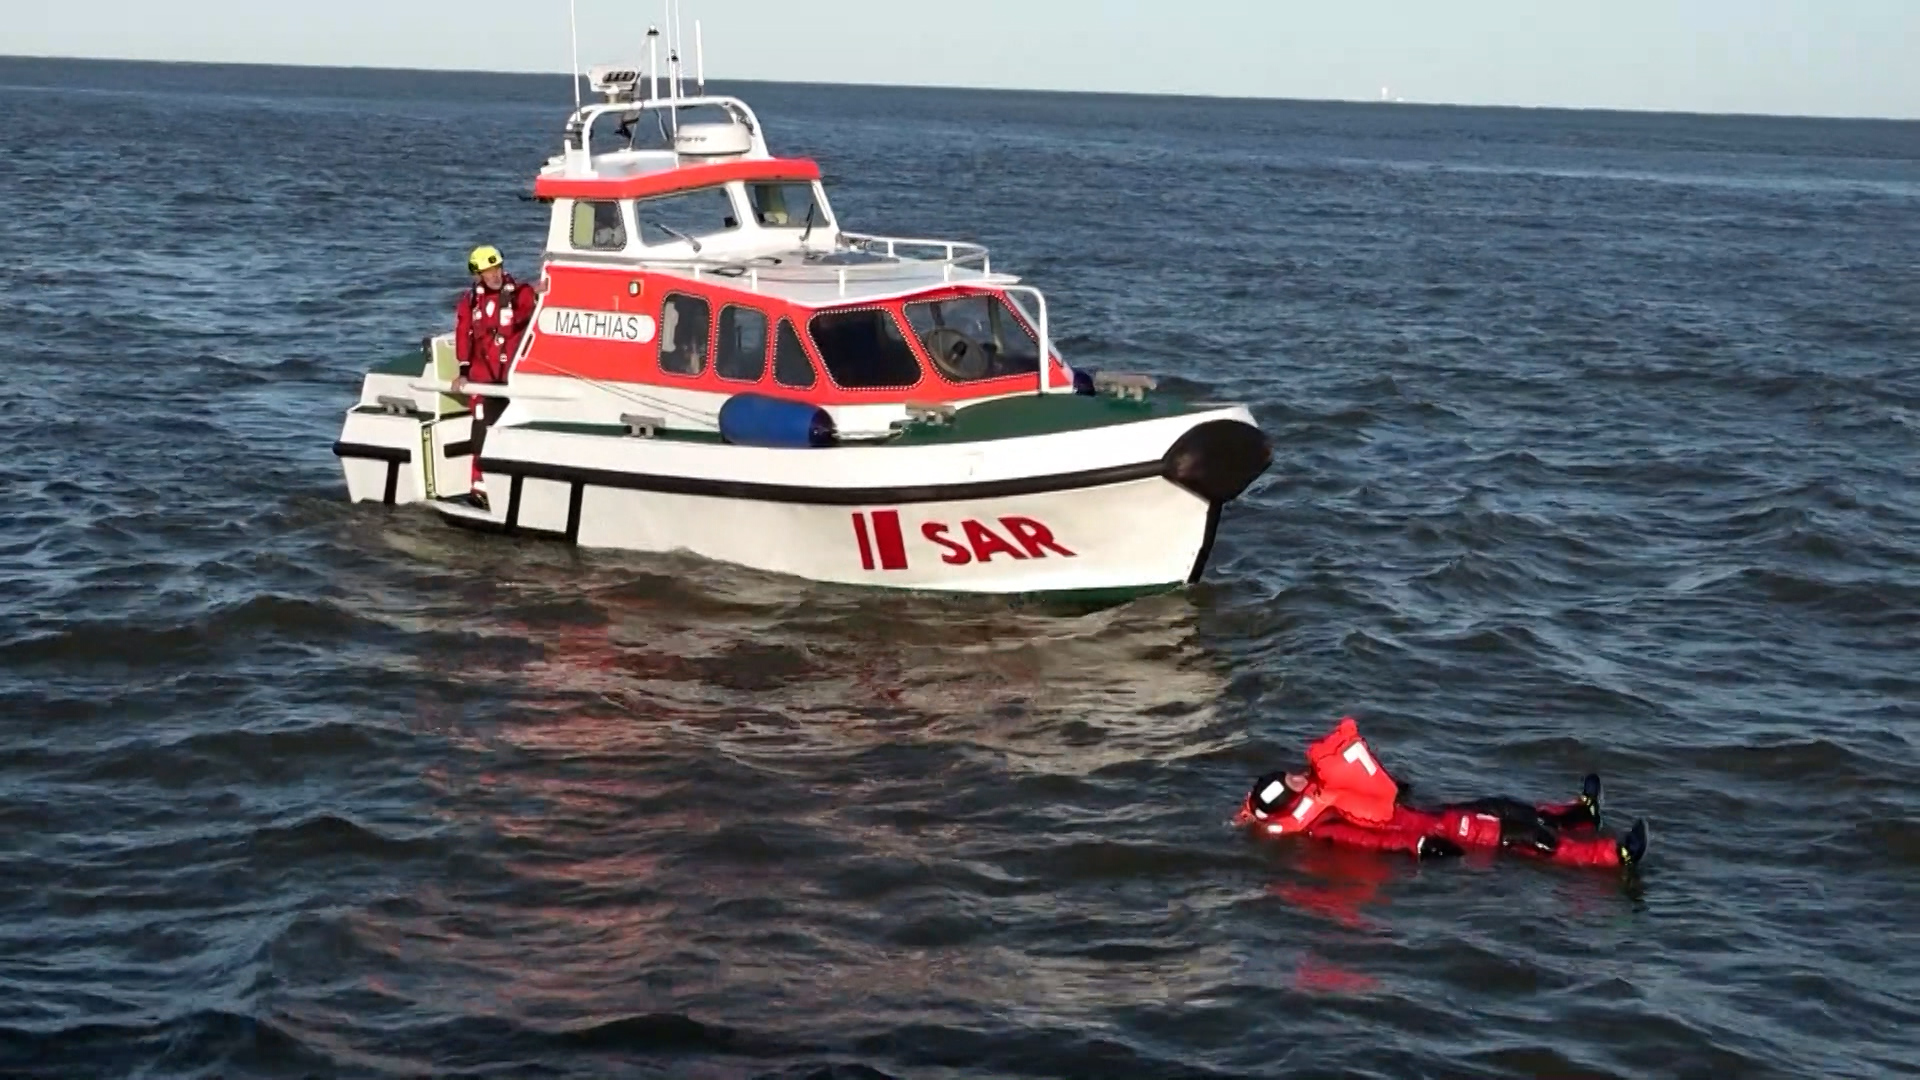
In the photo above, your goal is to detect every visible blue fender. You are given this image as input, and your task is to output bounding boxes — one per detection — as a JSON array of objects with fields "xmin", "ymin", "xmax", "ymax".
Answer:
[{"xmin": 717, "ymin": 392, "xmax": 837, "ymax": 448}]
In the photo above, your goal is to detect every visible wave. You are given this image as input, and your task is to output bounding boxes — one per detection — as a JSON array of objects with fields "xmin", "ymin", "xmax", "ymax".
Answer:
[
  {"xmin": 852, "ymin": 1021, "xmax": 1255, "ymax": 1080},
  {"xmin": 0, "ymin": 594, "xmax": 420, "ymax": 671},
  {"xmin": 0, "ymin": 1009, "xmax": 325, "ymax": 1079}
]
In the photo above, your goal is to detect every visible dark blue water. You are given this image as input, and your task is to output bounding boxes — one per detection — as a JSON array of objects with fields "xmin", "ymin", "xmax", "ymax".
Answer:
[{"xmin": 5, "ymin": 56, "xmax": 1920, "ymax": 1079}]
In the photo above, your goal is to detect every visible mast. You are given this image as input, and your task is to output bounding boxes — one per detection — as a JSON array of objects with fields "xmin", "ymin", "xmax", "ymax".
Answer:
[
  {"xmin": 568, "ymin": 0, "xmax": 581, "ymax": 109},
  {"xmin": 695, "ymin": 19, "xmax": 705, "ymax": 95},
  {"xmin": 675, "ymin": 0, "xmax": 686, "ymax": 99},
  {"xmin": 665, "ymin": 0, "xmax": 681, "ymax": 130}
]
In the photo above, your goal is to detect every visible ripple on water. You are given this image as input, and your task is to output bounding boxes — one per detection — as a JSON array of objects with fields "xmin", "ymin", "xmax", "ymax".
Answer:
[{"xmin": 3, "ymin": 61, "xmax": 1920, "ymax": 1080}]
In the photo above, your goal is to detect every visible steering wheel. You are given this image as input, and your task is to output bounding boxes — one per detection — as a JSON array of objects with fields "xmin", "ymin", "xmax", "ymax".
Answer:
[{"xmin": 921, "ymin": 327, "xmax": 991, "ymax": 381}]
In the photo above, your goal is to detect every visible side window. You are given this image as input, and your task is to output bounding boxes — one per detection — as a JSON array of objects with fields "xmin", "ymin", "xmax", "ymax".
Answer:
[
  {"xmin": 747, "ymin": 182, "xmax": 824, "ymax": 230},
  {"xmin": 659, "ymin": 294, "xmax": 711, "ymax": 376},
  {"xmin": 774, "ymin": 318, "xmax": 815, "ymax": 388},
  {"xmin": 716, "ymin": 306, "xmax": 768, "ymax": 382},
  {"xmin": 569, "ymin": 200, "xmax": 627, "ymax": 250},
  {"xmin": 808, "ymin": 308, "xmax": 921, "ymax": 390}
]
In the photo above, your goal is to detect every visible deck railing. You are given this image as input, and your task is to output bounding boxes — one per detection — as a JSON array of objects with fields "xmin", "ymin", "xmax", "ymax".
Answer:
[
  {"xmin": 997, "ymin": 285, "xmax": 1054, "ymax": 394},
  {"xmin": 596, "ymin": 232, "xmax": 1003, "ymax": 297},
  {"xmin": 559, "ymin": 94, "xmax": 771, "ymax": 172},
  {"xmin": 837, "ymin": 233, "xmax": 992, "ymax": 277}
]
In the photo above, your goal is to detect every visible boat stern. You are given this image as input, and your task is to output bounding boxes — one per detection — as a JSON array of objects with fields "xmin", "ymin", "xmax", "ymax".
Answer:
[{"xmin": 332, "ymin": 336, "xmax": 476, "ymax": 506}]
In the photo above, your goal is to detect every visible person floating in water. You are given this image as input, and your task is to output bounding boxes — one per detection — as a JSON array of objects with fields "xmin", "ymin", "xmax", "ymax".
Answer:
[{"xmin": 1235, "ymin": 716, "xmax": 1649, "ymax": 874}]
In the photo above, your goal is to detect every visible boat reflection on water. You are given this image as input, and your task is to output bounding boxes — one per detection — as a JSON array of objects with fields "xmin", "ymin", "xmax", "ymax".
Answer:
[
  {"xmin": 339, "ymin": 510, "xmax": 1235, "ymax": 772},
  {"xmin": 432, "ymin": 550, "xmax": 1239, "ymax": 778},
  {"xmin": 333, "ymin": 541, "xmax": 1245, "ymax": 1029}
]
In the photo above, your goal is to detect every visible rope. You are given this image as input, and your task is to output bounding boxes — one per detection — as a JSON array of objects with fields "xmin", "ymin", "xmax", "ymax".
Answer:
[
  {"xmin": 514, "ymin": 357, "xmax": 722, "ymax": 428},
  {"xmin": 507, "ymin": 358, "xmax": 908, "ymax": 445}
]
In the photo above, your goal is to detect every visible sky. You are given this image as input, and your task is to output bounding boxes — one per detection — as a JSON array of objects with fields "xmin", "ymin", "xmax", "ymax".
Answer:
[{"xmin": 9, "ymin": 0, "xmax": 1920, "ymax": 120}]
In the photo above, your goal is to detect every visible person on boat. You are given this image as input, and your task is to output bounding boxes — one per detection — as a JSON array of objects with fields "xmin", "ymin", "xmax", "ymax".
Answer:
[
  {"xmin": 1235, "ymin": 716, "xmax": 1649, "ymax": 874},
  {"xmin": 452, "ymin": 244, "xmax": 537, "ymax": 510}
]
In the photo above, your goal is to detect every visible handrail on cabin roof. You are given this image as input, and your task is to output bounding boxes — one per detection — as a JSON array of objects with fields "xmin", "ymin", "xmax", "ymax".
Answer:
[
  {"xmin": 546, "ymin": 231, "xmax": 1004, "ymax": 301},
  {"xmin": 559, "ymin": 93, "xmax": 772, "ymax": 163}
]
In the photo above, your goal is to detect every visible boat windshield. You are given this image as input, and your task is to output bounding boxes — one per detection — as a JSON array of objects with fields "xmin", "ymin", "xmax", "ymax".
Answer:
[
  {"xmin": 636, "ymin": 185, "xmax": 739, "ymax": 247},
  {"xmin": 747, "ymin": 182, "xmax": 822, "ymax": 231},
  {"xmin": 809, "ymin": 308, "xmax": 921, "ymax": 389},
  {"xmin": 902, "ymin": 294, "xmax": 1040, "ymax": 382}
]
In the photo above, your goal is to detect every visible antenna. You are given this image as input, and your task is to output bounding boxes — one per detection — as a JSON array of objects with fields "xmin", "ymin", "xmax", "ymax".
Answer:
[
  {"xmin": 568, "ymin": 0, "xmax": 581, "ymax": 109},
  {"xmin": 695, "ymin": 19, "xmax": 705, "ymax": 95},
  {"xmin": 647, "ymin": 25, "xmax": 660, "ymax": 102},
  {"xmin": 665, "ymin": 0, "xmax": 682, "ymax": 130}
]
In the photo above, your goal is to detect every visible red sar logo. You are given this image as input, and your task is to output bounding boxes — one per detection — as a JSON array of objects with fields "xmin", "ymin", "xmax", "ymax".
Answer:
[{"xmin": 851, "ymin": 511, "xmax": 1076, "ymax": 571}]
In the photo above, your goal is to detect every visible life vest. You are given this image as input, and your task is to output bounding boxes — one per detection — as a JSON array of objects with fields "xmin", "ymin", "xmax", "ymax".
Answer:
[
  {"xmin": 1261, "ymin": 717, "xmax": 1401, "ymax": 835},
  {"xmin": 460, "ymin": 276, "xmax": 532, "ymax": 383},
  {"xmin": 470, "ymin": 279, "xmax": 524, "ymax": 341}
]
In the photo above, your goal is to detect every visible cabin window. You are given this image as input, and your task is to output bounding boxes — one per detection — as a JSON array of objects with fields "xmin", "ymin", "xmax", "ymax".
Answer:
[
  {"xmin": 659, "ymin": 293, "xmax": 711, "ymax": 376},
  {"xmin": 747, "ymin": 182, "xmax": 825, "ymax": 233},
  {"xmin": 716, "ymin": 306, "xmax": 768, "ymax": 382},
  {"xmin": 774, "ymin": 318, "xmax": 815, "ymax": 388},
  {"xmin": 636, "ymin": 186, "xmax": 740, "ymax": 247},
  {"xmin": 808, "ymin": 308, "xmax": 921, "ymax": 390},
  {"xmin": 569, "ymin": 200, "xmax": 628, "ymax": 250},
  {"xmin": 903, "ymin": 294, "xmax": 1041, "ymax": 383}
]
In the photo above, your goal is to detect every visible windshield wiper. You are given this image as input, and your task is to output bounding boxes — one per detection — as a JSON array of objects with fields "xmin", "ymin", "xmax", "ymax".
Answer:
[
  {"xmin": 646, "ymin": 219, "xmax": 702, "ymax": 253},
  {"xmin": 800, "ymin": 202, "xmax": 817, "ymax": 243}
]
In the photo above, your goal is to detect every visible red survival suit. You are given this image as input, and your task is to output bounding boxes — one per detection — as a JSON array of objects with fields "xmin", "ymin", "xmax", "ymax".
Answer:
[
  {"xmin": 1236, "ymin": 717, "xmax": 1623, "ymax": 869},
  {"xmin": 453, "ymin": 273, "xmax": 537, "ymax": 498}
]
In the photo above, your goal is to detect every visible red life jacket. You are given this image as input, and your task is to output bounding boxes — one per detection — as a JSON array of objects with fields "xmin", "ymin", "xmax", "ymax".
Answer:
[{"xmin": 1261, "ymin": 717, "xmax": 1402, "ymax": 835}]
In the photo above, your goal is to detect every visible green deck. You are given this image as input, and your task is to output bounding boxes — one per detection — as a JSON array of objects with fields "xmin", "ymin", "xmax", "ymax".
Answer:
[
  {"xmin": 368, "ymin": 352, "xmax": 426, "ymax": 377},
  {"xmin": 889, "ymin": 393, "xmax": 1196, "ymax": 445},
  {"xmin": 360, "ymin": 345, "xmax": 479, "ymax": 416}
]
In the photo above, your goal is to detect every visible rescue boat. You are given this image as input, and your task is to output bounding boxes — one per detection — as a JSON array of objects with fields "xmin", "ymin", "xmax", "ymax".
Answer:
[{"xmin": 330, "ymin": 25, "xmax": 1271, "ymax": 599}]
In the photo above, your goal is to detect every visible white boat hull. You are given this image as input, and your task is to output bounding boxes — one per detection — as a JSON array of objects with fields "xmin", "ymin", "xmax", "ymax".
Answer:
[
  {"xmin": 333, "ymin": 365, "xmax": 1268, "ymax": 598},
  {"xmin": 434, "ymin": 469, "xmax": 1218, "ymax": 596}
]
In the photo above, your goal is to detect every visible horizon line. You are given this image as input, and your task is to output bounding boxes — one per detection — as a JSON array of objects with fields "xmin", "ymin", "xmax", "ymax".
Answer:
[{"xmin": 4, "ymin": 50, "xmax": 1918, "ymax": 125}]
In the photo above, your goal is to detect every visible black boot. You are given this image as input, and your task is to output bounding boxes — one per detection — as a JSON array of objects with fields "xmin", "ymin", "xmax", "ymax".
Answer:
[
  {"xmin": 1540, "ymin": 775, "xmax": 1603, "ymax": 831},
  {"xmin": 1617, "ymin": 819, "xmax": 1649, "ymax": 874}
]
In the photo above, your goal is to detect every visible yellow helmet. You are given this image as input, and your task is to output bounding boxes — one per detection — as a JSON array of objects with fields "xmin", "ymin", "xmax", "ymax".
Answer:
[{"xmin": 467, "ymin": 245, "xmax": 504, "ymax": 274}]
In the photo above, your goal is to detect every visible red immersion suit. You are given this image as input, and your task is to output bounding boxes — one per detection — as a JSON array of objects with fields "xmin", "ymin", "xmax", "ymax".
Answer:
[
  {"xmin": 454, "ymin": 272, "xmax": 536, "ymax": 385},
  {"xmin": 1236, "ymin": 717, "xmax": 1632, "ymax": 870}
]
